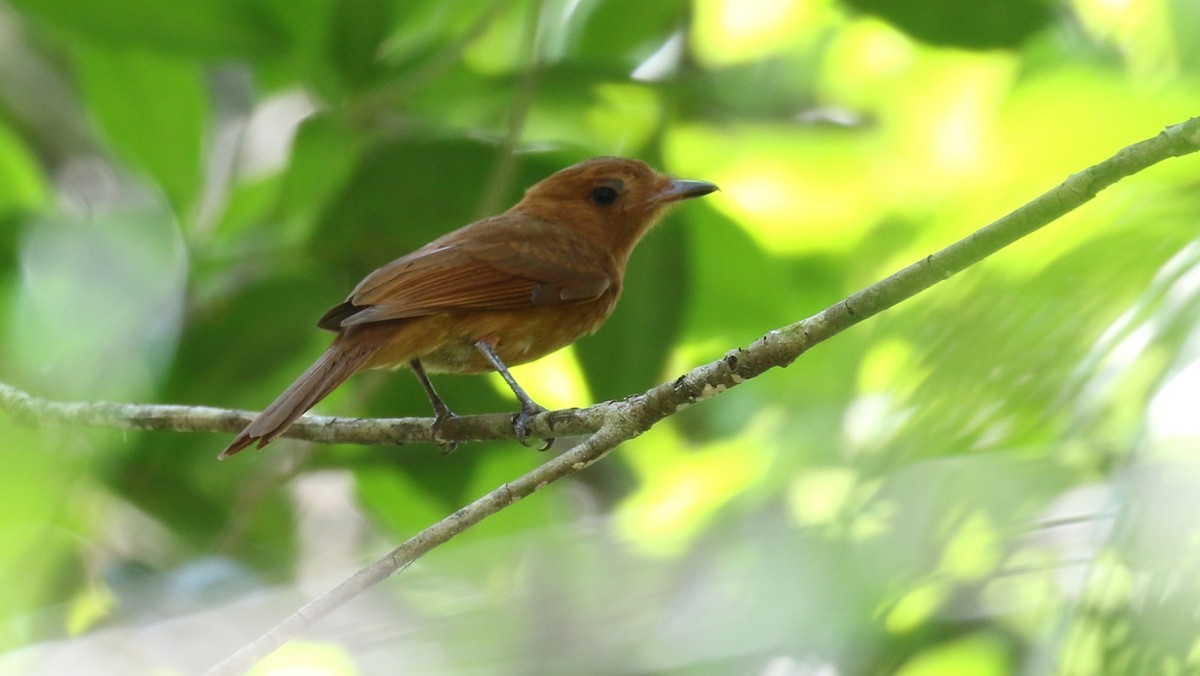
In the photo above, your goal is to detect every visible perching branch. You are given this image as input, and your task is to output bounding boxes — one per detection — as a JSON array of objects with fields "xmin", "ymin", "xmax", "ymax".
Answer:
[
  {"xmin": 0, "ymin": 383, "xmax": 608, "ymax": 448},
  {"xmin": 6, "ymin": 118, "xmax": 1199, "ymax": 452},
  {"xmin": 2, "ymin": 117, "xmax": 1199, "ymax": 673}
]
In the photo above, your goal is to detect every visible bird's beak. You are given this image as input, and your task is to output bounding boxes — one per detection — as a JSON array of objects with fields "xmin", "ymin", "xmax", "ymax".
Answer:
[{"xmin": 653, "ymin": 178, "xmax": 719, "ymax": 205}]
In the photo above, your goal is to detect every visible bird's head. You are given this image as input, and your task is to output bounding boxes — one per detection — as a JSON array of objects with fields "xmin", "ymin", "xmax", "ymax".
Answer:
[{"xmin": 512, "ymin": 157, "xmax": 718, "ymax": 263}]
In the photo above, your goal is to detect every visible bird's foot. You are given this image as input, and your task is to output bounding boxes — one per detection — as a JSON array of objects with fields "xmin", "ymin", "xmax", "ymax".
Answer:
[
  {"xmin": 430, "ymin": 409, "xmax": 459, "ymax": 454},
  {"xmin": 513, "ymin": 403, "xmax": 554, "ymax": 451}
]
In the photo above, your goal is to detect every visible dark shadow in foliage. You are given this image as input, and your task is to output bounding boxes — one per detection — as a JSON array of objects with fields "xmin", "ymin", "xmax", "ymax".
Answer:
[
  {"xmin": 843, "ymin": 0, "xmax": 1053, "ymax": 49},
  {"xmin": 312, "ymin": 137, "xmax": 501, "ymax": 274}
]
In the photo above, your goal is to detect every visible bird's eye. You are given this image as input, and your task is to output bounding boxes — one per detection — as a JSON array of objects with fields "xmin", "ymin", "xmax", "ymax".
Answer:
[{"xmin": 590, "ymin": 184, "xmax": 621, "ymax": 206}]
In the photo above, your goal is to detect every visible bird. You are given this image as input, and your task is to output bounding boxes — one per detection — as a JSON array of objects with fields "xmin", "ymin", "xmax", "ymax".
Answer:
[{"xmin": 219, "ymin": 156, "xmax": 718, "ymax": 458}]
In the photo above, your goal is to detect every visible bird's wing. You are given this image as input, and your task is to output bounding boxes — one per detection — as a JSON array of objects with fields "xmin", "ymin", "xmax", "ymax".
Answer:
[{"xmin": 318, "ymin": 216, "xmax": 614, "ymax": 330}]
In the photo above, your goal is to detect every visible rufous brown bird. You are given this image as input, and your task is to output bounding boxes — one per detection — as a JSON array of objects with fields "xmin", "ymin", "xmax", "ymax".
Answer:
[{"xmin": 220, "ymin": 157, "xmax": 717, "ymax": 458}]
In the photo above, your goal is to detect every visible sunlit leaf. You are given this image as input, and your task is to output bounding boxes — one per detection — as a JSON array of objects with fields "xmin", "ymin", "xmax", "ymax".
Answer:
[{"xmin": 0, "ymin": 122, "xmax": 47, "ymax": 216}]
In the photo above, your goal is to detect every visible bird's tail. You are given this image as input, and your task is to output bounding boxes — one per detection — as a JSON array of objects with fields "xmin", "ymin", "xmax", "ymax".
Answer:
[{"xmin": 220, "ymin": 339, "xmax": 378, "ymax": 458}]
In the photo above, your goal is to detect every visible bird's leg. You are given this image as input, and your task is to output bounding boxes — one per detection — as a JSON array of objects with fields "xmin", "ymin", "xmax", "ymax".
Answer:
[
  {"xmin": 473, "ymin": 339, "xmax": 554, "ymax": 450},
  {"xmin": 410, "ymin": 358, "xmax": 457, "ymax": 454}
]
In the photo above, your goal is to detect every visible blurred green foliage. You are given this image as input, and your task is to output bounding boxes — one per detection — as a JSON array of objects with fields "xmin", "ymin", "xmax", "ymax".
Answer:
[{"xmin": 2, "ymin": 0, "xmax": 1200, "ymax": 673}]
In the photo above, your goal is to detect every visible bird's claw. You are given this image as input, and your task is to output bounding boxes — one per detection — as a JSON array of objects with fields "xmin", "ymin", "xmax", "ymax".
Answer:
[
  {"xmin": 430, "ymin": 410, "xmax": 458, "ymax": 454},
  {"xmin": 513, "ymin": 404, "xmax": 554, "ymax": 451}
]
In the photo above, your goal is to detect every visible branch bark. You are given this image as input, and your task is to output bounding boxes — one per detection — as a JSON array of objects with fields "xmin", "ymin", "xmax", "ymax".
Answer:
[
  {"xmin": 0, "ymin": 382, "xmax": 607, "ymax": 448},
  {"xmin": 3, "ymin": 117, "xmax": 1199, "ymax": 674}
]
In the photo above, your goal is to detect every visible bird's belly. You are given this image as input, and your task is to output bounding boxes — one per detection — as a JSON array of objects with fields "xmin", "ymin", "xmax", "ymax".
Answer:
[{"xmin": 362, "ymin": 298, "xmax": 617, "ymax": 375}]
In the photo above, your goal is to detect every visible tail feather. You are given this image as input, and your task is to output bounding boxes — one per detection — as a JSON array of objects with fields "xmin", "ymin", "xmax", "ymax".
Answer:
[{"xmin": 220, "ymin": 340, "xmax": 376, "ymax": 458}]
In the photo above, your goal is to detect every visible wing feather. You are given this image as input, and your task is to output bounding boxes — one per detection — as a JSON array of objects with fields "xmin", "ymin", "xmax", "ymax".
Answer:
[{"xmin": 325, "ymin": 216, "xmax": 615, "ymax": 328}]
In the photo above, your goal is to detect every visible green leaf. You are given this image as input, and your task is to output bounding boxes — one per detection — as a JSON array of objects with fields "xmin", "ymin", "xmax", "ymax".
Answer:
[
  {"xmin": 276, "ymin": 114, "xmax": 365, "ymax": 238},
  {"xmin": 74, "ymin": 46, "xmax": 207, "ymax": 212},
  {"xmin": 327, "ymin": 0, "xmax": 393, "ymax": 92},
  {"xmin": 0, "ymin": 122, "xmax": 48, "ymax": 217},
  {"xmin": 312, "ymin": 137, "xmax": 503, "ymax": 271},
  {"xmin": 10, "ymin": 0, "xmax": 279, "ymax": 58},
  {"xmin": 572, "ymin": 0, "xmax": 689, "ymax": 66},
  {"xmin": 1167, "ymin": 0, "xmax": 1200, "ymax": 72}
]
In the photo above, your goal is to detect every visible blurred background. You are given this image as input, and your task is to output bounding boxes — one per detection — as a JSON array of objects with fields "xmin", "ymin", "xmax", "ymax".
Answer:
[{"xmin": 2, "ymin": 0, "xmax": 1200, "ymax": 673}]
